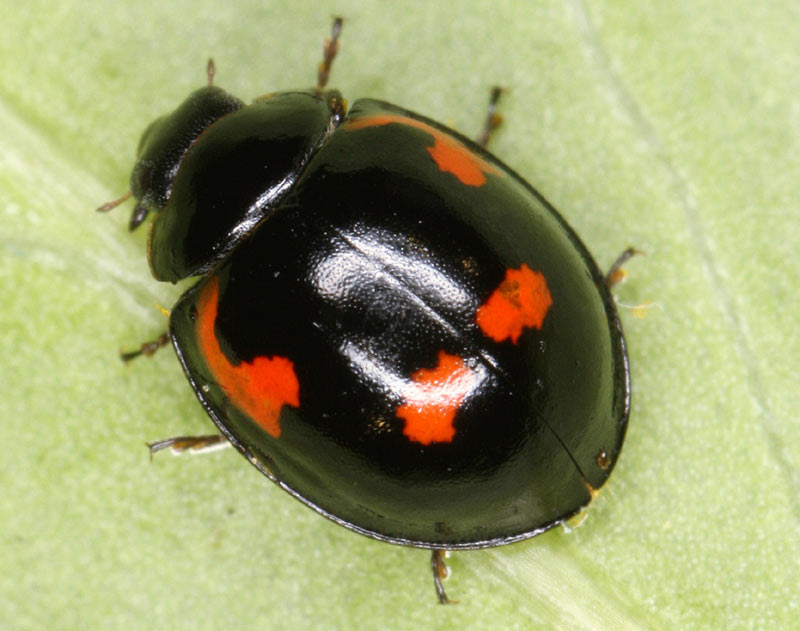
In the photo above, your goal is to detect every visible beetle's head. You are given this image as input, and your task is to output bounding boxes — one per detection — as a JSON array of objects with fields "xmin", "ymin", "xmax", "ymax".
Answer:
[{"xmin": 126, "ymin": 86, "xmax": 244, "ymax": 231}]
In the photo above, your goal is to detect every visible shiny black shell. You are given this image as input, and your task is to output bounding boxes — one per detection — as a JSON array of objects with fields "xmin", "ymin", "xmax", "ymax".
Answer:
[{"xmin": 137, "ymin": 89, "xmax": 629, "ymax": 549}]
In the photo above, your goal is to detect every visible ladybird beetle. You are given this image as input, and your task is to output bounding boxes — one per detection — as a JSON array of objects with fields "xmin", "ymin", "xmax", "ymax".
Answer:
[{"xmin": 99, "ymin": 18, "xmax": 632, "ymax": 604}]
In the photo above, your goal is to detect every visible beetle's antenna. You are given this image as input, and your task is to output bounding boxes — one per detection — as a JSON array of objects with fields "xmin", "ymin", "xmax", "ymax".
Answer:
[
  {"xmin": 317, "ymin": 16, "xmax": 343, "ymax": 90},
  {"xmin": 96, "ymin": 191, "xmax": 132, "ymax": 213}
]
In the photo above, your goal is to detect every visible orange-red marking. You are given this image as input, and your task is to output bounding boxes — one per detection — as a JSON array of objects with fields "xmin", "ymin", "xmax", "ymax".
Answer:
[
  {"xmin": 345, "ymin": 114, "xmax": 497, "ymax": 187},
  {"xmin": 476, "ymin": 264, "xmax": 553, "ymax": 344},
  {"xmin": 395, "ymin": 351, "xmax": 476, "ymax": 445},
  {"xmin": 196, "ymin": 276, "xmax": 299, "ymax": 438}
]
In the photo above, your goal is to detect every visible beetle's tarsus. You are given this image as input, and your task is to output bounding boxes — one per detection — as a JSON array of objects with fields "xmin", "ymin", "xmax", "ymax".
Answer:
[
  {"xmin": 119, "ymin": 332, "xmax": 170, "ymax": 362},
  {"xmin": 431, "ymin": 550, "xmax": 456, "ymax": 605},
  {"xmin": 317, "ymin": 16, "xmax": 343, "ymax": 90}
]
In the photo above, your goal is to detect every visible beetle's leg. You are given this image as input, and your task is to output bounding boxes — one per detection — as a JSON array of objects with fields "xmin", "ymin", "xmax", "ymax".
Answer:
[
  {"xmin": 604, "ymin": 247, "xmax": 643, "ymax": 288},
  {"xmin": 431, "ymin": 549, "xmax": 456, "ymax": 604},
  {"xmin": 147, "ymin": 434, "xmax": 231, "ymax": 457},
  {"xmin": 317, "ymin": 16, "xmax": 343, "ymax": 90},
  {"xmin": 475, "ymin": 87, "xmax": 504, "ymax": 148},
  {"xmin": 119, "ymin": 332, "xmax": 170, "ymax": 362},
  {"xmin": 206, "ymin": 58, "xmax": 216, "ymax": 86}
]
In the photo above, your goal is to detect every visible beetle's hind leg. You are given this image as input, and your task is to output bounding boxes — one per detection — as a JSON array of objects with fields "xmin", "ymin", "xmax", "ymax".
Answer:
[
  {"xmin": 431, "ymin": 549, "xmax": 456, "ymax": 604},
  {"xmin": 147, "ymin": 434, "xmax": 231, "ymax": 457},
  {"xmin": 475, "ymin": 87, "xmax": 504, "ymax": 148},
  {"xmin": 604, "ymin": 247, "xmax": 644, "ymax": 288}
]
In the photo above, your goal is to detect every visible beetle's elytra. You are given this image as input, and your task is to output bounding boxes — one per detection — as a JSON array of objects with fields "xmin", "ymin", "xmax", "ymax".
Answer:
[{"xmin": 99, "ymin": 18, "xmax": 631, "ymax": 604}]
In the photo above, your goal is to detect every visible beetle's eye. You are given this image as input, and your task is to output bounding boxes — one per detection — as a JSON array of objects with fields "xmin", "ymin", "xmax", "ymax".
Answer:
[{"xmin": 129, "ymin": 160, "xmax": 153, "ymax": 201}]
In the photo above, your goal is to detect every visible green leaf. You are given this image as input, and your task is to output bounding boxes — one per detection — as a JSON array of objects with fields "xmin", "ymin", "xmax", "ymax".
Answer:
[{"xmin": 2, "ymin": 1, "xmax": 798, "ymax": 629}]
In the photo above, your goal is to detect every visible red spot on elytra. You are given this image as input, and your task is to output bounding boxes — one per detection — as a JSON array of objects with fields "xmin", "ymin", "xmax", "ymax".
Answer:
[
  {"xmin": 396, "ymin": 351, "xmax": 477, "ymax": 445},
  {"xmin": 345, "ymin": 114, "xmax": 497, "ymax": 187},
  {"xmin": 196, "ymin": 276, "xmax": 299, "ymax": 438},
  {"xmin": 476, "ymin": 264, "xmax": 553, "ymax": 344}
]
